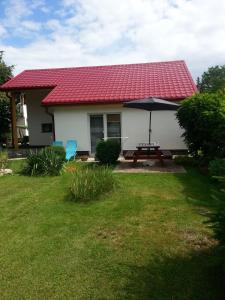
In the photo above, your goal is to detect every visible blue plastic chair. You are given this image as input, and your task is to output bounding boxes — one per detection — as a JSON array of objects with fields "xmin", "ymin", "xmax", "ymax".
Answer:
[
  {"xmin": 52, "ymin": 140, "xmax": 63, "ymax": 146},
  {"xmin": 66, "ymin": 140, "xmax": 77, "ymax": 161}
]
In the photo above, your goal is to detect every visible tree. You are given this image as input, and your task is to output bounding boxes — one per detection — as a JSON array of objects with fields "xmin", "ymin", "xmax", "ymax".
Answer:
[
  {"xmin": 0, "ymin": 52, "xmax": 14, "ymax": 143},
  {"xmin": 0, "ymin": 51, "xmax": 13, "ymax": 84},
  {"xmin": 197, "ymin": 65, "xmax": 225, "ymax": 93},
  {"xmin": 176, "ymin": 91, "xmax": 225, "ymax": 162}
]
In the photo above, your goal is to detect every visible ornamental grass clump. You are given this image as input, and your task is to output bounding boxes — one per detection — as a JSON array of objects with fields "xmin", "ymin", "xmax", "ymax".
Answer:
[
  {"xmin": 70, "ymin": 167, "xmax": 115, "ymax": 202},
  {"xmin": 23, "ymin": 147, "xmax": 65, "ymax": 176},
  {"xmin": 46, "ymin": 145, "xmax": 66, "ymax": 162},
  {"xmin": 0, "ymin": 151, "xmax": 8, "ymax": 170}
]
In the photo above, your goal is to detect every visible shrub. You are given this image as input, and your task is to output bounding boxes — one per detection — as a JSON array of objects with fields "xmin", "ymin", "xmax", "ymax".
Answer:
[
  {"xmin": 46, "ymin": 145, "xmax": 66, "ymax": 162},
  {"xmin": 23, "ymin": 148, "xmax": 64, "ymax": 176},
  {"xmin": 0, "ymin": 151, "xmax": 8, "ymax": 169},
  {"xmin": 176, "ymin": 91, "xmax": 225, "ymax": 162},
  {"xmin": 70, "ymin": 166, "xmax": 115, "ymax": 202},
  {"xmin": 174, "ymin": 155, "xmax": 198, "ymax": 167},
  {"xmin": 95, "ymin": 139, "xmax": 120, "ymax": 165},
  {"xmin": 209, "ymin": 159, "xmax": 225, "ymax": 177}
]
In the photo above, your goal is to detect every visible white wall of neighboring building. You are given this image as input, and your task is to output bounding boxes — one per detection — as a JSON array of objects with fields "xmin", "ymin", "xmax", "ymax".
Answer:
[
  {"xmin": 53, "ymin": 104, "xmax": 186, "ymax": 151},
  {"xmin": 25, "ymin": 89, "xmax": 53, "ymax": 146}
]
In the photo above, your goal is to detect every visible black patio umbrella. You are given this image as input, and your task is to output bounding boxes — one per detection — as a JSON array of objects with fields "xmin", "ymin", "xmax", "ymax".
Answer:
[{"xmin": 123, "ymin": 97, "xmax": 179, "ymax": 144}]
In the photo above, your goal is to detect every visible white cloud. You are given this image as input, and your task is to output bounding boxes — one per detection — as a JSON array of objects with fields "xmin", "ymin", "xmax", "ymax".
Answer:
[
  {"xmin": 3, "ymin": 0, "xmax": 32, "ymax": 27},
  {"xmin": 1, "ymin": 0, "xmax": 44, "ymax": 36},
  {"xmin": 1, "ymin": 0, "xmax": 225, "ymax": 79}
]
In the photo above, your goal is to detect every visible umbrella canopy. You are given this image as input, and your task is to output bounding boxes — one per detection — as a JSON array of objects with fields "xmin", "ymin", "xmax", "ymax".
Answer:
[
  {"xmin": 123, "ymin": 97, "xmax": 179, "ymax": 144},
  {"xmin": 123, "ymin": 97, "xmax": 179, "ymax": 111}
]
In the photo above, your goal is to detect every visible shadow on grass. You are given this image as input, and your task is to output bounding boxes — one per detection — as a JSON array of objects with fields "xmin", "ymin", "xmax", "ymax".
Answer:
[
  {"xmin": 119, "ymin": 247, "xmax": 225, "ymax": 300},
  {"xmin": 174, "ymin": 167, "xmax": 224, "ymax": 211}
]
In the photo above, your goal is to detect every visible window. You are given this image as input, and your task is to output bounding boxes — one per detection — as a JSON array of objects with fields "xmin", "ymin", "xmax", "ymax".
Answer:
[
  {"xmin": 41, "ymin": 123, "xmax": 53, "ymax": 133},
  {"xmin": 107, "ymin": 114, "xmax": 121, "ymax": 140}
]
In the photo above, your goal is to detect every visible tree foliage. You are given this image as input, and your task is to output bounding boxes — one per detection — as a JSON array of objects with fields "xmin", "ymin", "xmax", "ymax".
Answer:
[
  {"xmin": 197, "ymin": 65, "xmax": 225, "ymax": 93},
  {"xmin": 0, "ymin": 52, "xmax": 14, "ymax": 142},
  {"xmin": 0, "ymin": 51, "xmax": 13, "ymax": 84},
  {"xmin": 176, "ymin": 91, "xmax": 225, "ymax": 161}
]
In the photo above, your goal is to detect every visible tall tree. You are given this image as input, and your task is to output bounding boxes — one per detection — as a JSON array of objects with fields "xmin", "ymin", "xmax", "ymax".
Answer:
[
  {"xmin": 0, "ymin": 52, "xmax": 14, "ymax": 143},
  {"xmin": 197, "ymin": 65, "xmax": 225, "ymax": 93}
]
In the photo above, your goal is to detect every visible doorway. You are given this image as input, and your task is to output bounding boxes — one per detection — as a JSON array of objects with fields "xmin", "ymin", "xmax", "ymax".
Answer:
[{"xmin": 90, "ymin": 113, "xmax": 121, "ymax": 153}]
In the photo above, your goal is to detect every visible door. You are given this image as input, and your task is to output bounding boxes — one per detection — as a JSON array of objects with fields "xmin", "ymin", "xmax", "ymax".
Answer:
[{"xmin": 90, "ymin": 115, "xmax": 104, "ymax": 153}]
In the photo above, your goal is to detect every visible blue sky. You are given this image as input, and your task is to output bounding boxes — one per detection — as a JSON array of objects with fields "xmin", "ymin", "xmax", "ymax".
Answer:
[{"xmin": 0, "ymin": 0, "xmax": 224, "ymax": 79}]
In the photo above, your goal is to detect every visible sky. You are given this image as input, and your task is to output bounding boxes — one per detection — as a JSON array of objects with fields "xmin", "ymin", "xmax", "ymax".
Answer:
[{"xmin": 0, "ymin": 0, "xmax": 224, "ymax": 80}]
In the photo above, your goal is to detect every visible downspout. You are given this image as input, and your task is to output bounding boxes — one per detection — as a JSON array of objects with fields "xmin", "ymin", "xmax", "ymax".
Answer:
[{"xmin": 45, "ymin": 106, "xmax": 55, "ymax": 142}]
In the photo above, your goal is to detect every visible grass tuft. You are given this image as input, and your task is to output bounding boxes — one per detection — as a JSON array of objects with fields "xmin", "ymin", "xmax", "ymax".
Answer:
[{"xmin": 70, "ymin": 166, "xmax": 116, "ymax": 202}]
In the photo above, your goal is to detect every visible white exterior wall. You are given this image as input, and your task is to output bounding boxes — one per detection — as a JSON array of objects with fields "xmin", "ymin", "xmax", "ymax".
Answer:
[
  {"xmin": 25, "ymin": 89, "xmax": 53, "ymax": 146},
  {"xmin": 53, "ymin": 104, "xmax": 186, "ymax": 152}
]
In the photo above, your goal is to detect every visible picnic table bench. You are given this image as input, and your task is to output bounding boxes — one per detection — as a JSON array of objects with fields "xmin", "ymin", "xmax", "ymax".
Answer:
[{"xmin": 124, "ymin": 144, "xmax": 172, "ymax": 165}]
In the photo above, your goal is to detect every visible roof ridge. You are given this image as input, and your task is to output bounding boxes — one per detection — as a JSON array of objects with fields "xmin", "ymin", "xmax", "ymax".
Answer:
[{"xmin": 21, "ymin": 60, "xmax": 186, "ymax": 73}]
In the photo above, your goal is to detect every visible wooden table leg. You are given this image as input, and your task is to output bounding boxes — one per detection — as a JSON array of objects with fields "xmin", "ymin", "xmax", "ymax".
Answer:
[
  {"xmin": 133, "ymin": 150, "xmax": 138, "ymax": 163},
  {"xmin": 156, "ymin": 149, "xmax": 164, "ymax": 166}
]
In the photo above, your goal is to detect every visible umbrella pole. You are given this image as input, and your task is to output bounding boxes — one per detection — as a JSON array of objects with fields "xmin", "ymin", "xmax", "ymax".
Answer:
[{"xmin": 149, "ymin": 111, "xmax": 151, "ymax": 144}]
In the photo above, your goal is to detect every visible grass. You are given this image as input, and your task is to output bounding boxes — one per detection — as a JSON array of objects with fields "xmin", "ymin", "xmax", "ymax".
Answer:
[{"xmin": 0, "ymin": 161, "xmax": 224, "ymax": 299}]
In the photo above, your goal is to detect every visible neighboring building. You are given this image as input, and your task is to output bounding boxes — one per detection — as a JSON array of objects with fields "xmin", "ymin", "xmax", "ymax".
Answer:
[{"xmin": 0, "ymin": 60, "xmax": 197, "ymax": 154}]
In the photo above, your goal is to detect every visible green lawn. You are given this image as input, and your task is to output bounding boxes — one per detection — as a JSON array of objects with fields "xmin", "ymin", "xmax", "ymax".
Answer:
[{"xmin": 0, "ymin": 161, "xmax": 224, "ymax": 299}]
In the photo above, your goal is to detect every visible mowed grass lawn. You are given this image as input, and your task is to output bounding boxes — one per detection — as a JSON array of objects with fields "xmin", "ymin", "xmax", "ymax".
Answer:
[{"xmin": 0, "ymin": 161, "xmax": 224, "ymax": 299}]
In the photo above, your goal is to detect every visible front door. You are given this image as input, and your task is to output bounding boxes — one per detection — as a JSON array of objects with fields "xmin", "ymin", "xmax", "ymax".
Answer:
[{"xmin": 90, "ymin": 115, "xmax": 104, "ymax": 153}]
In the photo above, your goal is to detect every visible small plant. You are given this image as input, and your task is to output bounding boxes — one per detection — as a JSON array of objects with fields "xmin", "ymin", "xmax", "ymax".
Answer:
[
  {"xmin": 70, "ymin": 166, "xmax": 115, "ymax": 202},
  {"xmin": 96, "ymin": 139, "xmax": 120, "ymax": 165},
  {"xmin": 23, "ymin": 147, "xmax": 65, "ymax": 176},
  {"xmin": 0, "ymin": 151, "xmax": 8, "ymax": 170}
]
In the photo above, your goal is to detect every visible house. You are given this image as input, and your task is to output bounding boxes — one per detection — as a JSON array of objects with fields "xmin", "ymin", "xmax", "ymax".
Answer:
[{"xmin": 0, "ymin": 60, "xmax": 197, "ymax": 154}]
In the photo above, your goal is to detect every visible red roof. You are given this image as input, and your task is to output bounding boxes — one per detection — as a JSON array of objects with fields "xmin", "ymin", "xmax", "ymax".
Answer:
[{"xmin": 0, "ymin": 60, "xmax": 197, "ymax": 105}]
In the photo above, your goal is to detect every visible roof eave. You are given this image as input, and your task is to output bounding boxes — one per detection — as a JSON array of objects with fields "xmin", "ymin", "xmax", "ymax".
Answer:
[{"xmin": 41, "ymin": 96, "xmax": 189, "ymax": 107}]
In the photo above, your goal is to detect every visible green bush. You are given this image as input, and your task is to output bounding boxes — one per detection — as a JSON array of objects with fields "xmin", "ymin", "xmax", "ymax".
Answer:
[
  {"xmin": 47, "ymin": 145, "xmax": 66, "ymax": 162},
  {"xmin": 176, "ymin": 91, "xmax": 225, "ymax": 162},
  {"xmin": 95, "ymin": 139, "xmax": 120, "ymax": 165},
  {"xmin": 209, "ymin": 159, "xmax": 225, "ymax": 177},
  {"xmin": 174, "ymin": 155, "xmax": 198, "ymax": 167},
  {"xmin": 23, "ymin": 148, "xmax": 64, "ymax": 176},
  {"xmin": 0, "ymin": 151, "xmax": 8, "ymax": 169},
  {"xmin": 70, "ymin": 166, "xmax": 115, "ymax": 202}
]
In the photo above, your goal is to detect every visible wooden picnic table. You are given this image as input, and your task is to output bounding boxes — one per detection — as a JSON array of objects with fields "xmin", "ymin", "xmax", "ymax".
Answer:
[{"xmin": 134, "ymin": 143, "xmax": 163, "ymax": 164}]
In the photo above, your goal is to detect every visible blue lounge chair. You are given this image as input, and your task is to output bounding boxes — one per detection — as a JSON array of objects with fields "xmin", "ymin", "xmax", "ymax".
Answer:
[
  {"xmin": 66, "ymin": 140, "xmax": 77, "ymax": 161},
  {"xmin": 52, "ymin": 140, "xmax": 63, "ymax": 146}
]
